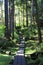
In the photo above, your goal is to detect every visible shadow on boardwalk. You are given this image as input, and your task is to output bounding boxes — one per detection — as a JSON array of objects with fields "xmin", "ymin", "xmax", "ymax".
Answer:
[
  {"xmin": 13, "ymin": 55, "xmax": 26, "ymax": 65},
  {"xmin": 13, "ymin": 37, "xmax": 26, "ymax": 65}
]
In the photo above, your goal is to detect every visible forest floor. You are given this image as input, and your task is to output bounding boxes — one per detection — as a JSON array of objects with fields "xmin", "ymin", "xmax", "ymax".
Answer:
[
  {"xmin": 0, "ymin": 53, "xmax": 13, "ymax": 65},
  {"xmin": 0, "ymin": 26, "xmax": 43, "ymax": 65},
  {"xmin": 0, "ymin": 40, "xmax": 43, "ymax": 65}
]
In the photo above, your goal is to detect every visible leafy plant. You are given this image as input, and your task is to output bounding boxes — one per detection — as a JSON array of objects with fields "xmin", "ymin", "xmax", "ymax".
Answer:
[{"xmin": 0, "ymin": 25, "xmax": 5, "ymax": 37}]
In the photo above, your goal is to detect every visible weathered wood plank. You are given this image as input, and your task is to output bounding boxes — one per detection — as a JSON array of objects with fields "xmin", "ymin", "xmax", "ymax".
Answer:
[{"xmin": 13, "ymin": 37, "xmax": 26, "ymax": 65}]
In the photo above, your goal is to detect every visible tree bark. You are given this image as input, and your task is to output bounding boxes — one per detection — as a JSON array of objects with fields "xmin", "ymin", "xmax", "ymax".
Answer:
[
  {"xmin": 30, "ymin": 0, "xmax": 34, "ymax": 31},
  {"xmin": 9, "ymin": 0, "xmax": 14, "ymax": 39},
  {"xmin": 41, "ymin": 0, "xmax": 43, "ymax": 16},
  {"xmin": 26, "ymin": 0, "xmax": 28, "ymax": 27},
  {"xmin": 5, "ymin": 0, "xmax": 9, "ymax": 39},
  {"xmin": 35, "ymin": 0, "xmax": 42, "ymax": 43},
  {"xmin": 23, "ymin": 3, "xmax": 24, "ymax": 27}
]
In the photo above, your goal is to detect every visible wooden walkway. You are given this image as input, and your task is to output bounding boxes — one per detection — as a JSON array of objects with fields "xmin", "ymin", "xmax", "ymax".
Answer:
[{"xmin": 13, "ymin": 37, "xmax": 26, "ymax": 65}]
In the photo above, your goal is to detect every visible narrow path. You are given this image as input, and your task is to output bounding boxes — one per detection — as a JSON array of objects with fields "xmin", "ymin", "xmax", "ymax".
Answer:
[{"xmin": 13, "ymin": 36, "xmax": 26, "ymax": 65}]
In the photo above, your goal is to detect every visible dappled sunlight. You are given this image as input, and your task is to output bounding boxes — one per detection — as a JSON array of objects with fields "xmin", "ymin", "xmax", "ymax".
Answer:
[
  {"xmin": 25, "ymin": 49, "xmax": 36, "ymax": 54},
  {"xmin": 1, "ymin": 54, "xmax": 9, "ymax": 57},
  {"xmin": 0, "ymin": 0, "xmax": 43, "ymax": 65}
]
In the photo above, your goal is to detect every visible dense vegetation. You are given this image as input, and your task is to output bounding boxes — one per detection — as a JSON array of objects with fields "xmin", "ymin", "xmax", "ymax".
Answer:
[{"xmin": 0, "ymin": 0, "xmax": 43, "ymax": 65}]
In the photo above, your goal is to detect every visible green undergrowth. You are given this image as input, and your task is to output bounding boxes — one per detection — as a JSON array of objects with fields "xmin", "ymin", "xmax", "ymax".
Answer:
[
  {"xmin": 0, "ymin": 53, "xmax": 13, "ymax": 65},
  {"xmin": 26, "ymin": 54, "xmax": 43, "ymax": 65}
]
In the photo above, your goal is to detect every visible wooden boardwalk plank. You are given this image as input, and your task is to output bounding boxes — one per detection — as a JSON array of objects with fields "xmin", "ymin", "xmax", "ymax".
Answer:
[{"xmin": 13, "ymin": 37, "xmax": 26, "ymax": 65}]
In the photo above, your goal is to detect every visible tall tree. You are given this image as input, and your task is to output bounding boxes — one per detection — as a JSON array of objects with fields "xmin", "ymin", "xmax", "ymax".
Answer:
[
  {"xmin": 5, "ymin": 0, "xmax": 9, "ymax": 39},
  {"xmin": 34, "ymin": 0, "xmax": 42, "ymax": 43},
  {"xmin": 41, "ymin": 0, "xmax": 43, "ymax": 17},
  {"xmin": 9, "ymin": 0, "xmax": 14, "ymax": 39},
  {"xmin": 30, "ymin": 0, "xmax": 34, "ymax": 31},
  {"xmin": 23, "ymin": 2, "xmax": 24, "ymax": 27},
  {"xmin": 26, "ymin": 0, "xmax": 28, "ymax": 27}
]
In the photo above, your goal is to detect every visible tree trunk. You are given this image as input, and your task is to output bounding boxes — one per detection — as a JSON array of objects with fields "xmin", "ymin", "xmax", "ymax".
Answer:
[
  {"xmin": 5, "ymin": 0, "xmax": 9, "ymax": 39},
  {"xmin": 26, "ymin": 0, "xmax": 28, "ymax": 27},
  {"xmin": 35, "ymin": 0, "xmax": 42, "ymax": 43},
  {"xmin": 41, "ymin": 0, "xmax": 43, "ymax": 16},
  {"xmin": 9, "ymin": 0, "xmax": 14, "ymax": 39},
  {"xmin": 30, "ymin": 0, "xmax": 34, "ymax": 31},
  {"xmin": 23, "ymin": 3, "xmax": 24, "ymax": 27}
]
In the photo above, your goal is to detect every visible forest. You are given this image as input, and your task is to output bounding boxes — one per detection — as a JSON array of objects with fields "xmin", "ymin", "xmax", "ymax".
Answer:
[{"xmin": 0, "ymin": 0, "xmax": 43, "ymax": 65}]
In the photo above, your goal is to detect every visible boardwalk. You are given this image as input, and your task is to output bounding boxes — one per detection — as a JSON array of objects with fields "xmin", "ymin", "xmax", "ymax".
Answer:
[{"xmin": 13, "ymin": 37, "xmax": 26, "ymax": 65}]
